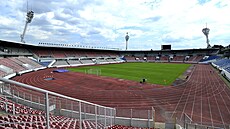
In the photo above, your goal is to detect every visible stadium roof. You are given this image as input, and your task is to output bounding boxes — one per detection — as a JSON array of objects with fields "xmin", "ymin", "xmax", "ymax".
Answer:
[{"xmin": 0, "ymin": 39, "xmax": 219, "ymax": 53}]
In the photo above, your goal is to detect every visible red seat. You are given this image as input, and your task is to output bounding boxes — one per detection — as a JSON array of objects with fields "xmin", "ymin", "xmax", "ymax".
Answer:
[
  {"xmin": 0, "ymin": 116, "xmax": 3, "ymax": 120},
  {"xmin": 32, "ymin": 123, "xmax": 37, "ymax": 128},
  {"xmin": 11, "ymin": 124, "xmax": 17, "ymax": 128},
  {"xmin": 55, "ymin": 125, "xmax": 61, "ymax": 129},
  {"xmin": 18, "ymin": 124, "xmax": 24, "ymax": 129},
  {"xmin": 38, "ymin": 125, "xmax": 44, "ymax": 129},
  {"xmin": 26, "ymin": 123, "xmax": 31, "ymax": 127}
]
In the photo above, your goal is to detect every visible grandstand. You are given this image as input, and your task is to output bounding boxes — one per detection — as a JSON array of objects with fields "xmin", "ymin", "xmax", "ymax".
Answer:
[{"xmin": 0, "ymin": 39, "xmax": 230, "ymax": 129}]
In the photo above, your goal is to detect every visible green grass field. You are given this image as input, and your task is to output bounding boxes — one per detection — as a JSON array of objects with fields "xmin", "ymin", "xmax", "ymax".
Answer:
[{"xmin": 67, "ymin": 62, "xmax": 191, "ymax": 86}]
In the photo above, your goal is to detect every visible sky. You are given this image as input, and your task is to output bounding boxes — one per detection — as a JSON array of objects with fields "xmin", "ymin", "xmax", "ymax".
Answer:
[{"xmin": 0, "ymin": 0, "xmax": 229, "ymax": 50}]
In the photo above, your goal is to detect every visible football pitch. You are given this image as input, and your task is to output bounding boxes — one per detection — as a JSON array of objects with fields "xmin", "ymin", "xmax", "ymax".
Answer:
[{"xmin": 67, "ymin": 62, "xmax": 191, "ymax": 85}]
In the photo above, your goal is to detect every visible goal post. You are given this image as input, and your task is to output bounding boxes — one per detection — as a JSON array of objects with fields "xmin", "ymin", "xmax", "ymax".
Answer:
[{"xmin": 86, "ymin": 69, "xmax": 101, "ymax": 76}]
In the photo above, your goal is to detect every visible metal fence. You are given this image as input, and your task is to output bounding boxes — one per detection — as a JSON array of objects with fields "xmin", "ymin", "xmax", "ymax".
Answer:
[
  {"xmin": 0, "ymin": 78, "xmax": 115, "ymax": 129},
  {"xmin": 164, "ymin": 111, "xmax": 229, "ymax": 129},
  {"xmin": 115, "ymin": 108, "xmax": 155, "ymax": 128}
]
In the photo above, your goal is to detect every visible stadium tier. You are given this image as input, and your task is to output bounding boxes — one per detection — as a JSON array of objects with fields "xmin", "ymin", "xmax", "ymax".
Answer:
[{"xmin": 0, "ymin": 39, "xmax": 230, "ymax": 129}]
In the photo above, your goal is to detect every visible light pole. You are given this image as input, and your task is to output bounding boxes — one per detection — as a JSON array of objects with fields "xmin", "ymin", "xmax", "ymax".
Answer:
[
  {"xmin": 202, "ymin": 24, "xmax": 211, "ymax": 48},
  {"xmin": 21, "ymin": 10, "xmax": 34, "ymax": 43},
  {"xmin": 125, "ymin": 32, "xmax": 129, "ymax": 50}
]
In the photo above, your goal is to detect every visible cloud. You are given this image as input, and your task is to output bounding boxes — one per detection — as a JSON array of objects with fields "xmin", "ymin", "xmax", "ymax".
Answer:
[
  {"xmin": 162, "ymin": 35, "xmax": 186, "ymax": 43},
  {"xmin": 0, "ymin": 0, "xmax": 229, "ymax": 50},
  {"xmin": 197, "ymin": 0, "xmax": 211, "ymax": 5},
  {"xmin": 145, "ymin": 16, "xmax": 162, "ymax": 23},
  {"xmin": 32, "ymin": 15, "xmax": 51, "ymax": 26}
]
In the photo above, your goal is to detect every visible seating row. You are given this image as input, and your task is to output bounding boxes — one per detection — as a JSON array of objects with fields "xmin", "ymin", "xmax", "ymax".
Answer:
[{"xmin": 108, "ymin": 125, "xmax": 155, "ymax": 129}]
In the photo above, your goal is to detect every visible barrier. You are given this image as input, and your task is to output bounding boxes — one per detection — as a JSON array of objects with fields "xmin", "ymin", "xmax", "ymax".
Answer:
[
  {"xmin": 0, "ymin": 77, "xmax": 156, "ymax": 129},
  {"xmin": 0, "ymin": 78, "xmax": 115, "ymax": 129}
]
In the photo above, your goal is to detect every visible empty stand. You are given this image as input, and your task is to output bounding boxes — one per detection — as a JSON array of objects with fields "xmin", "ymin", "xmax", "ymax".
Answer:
[
  {"xmin": 0, "ymin": 77, "xmax": 115, "ymax": 129},
  {"xmin": 187, "ymin": 55, "xmax": 204, "ymax": 62},
  {"xmin": 0, "ymin": 57, "xmax": 43, "ymax": 77},
  {"xmin": 16, "ymin": 57, "xmax": 43, "ymax": 68},
  {"xmin": 32, "ymin": 49, "xmax": 53, "ymax": 58},
  {"xmin": 108, "ymin": 125, "xmax": 154, "ymax": 129},
  {"xmin": 160, "ymin": 56, "xmax": 168, "ymax": 62},
  {"xmin": 51, "ymin": 50, "xmax": 67, "ymax": 58},
  {"xmin": 172, "ymin": 56, "xmax": 185, "ymax": 62},
  {"xmin": 0, "ymin": 58, "xmax": 26, "ymax": 72}
]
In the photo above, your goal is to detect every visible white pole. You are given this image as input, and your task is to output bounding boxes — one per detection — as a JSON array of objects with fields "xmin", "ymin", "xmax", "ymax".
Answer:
[
  {"xmin": 104, "ymin": 108, "xmax": 107, "ymax": 127},
  {"xmin": 45, "ymin": 92, "xmax": 50, "ymax": 129},
  {"xmin": 79, "ymin": 102, "xmax": 82, "ymax": 129},
  {"xmin": 95, "ymin": 106, "xmax": 98, "ymax": 129}
]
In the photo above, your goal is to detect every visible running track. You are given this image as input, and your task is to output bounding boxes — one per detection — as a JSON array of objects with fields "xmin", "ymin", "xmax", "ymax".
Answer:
[{"xmin": 12, "ymin": 64, "xmax": 230, "ymax": 128}]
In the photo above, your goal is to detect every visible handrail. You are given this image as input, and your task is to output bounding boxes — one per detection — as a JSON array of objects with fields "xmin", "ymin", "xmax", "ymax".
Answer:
[{"xmin": 0, "ymin": 77, "xmax": 115, "ymax": 110}]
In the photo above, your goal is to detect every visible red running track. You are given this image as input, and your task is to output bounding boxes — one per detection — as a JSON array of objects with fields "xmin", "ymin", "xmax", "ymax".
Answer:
[{"xmin": 12, "ymin": 64, "xmax": 230, "ymax": 127}]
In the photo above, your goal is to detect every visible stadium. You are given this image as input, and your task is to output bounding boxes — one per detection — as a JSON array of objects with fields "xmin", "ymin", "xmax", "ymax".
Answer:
[
  {"xmin": 1, "ymin": 0, "xmax": 230, "ymax": 129},
  {"xmin": 0, "ymin": 38, "xmax": 230, "ymax": 129}
]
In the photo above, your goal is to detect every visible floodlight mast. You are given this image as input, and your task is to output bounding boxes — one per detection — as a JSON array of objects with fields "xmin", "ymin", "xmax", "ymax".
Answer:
[
  {"xmin": 202, "ymin": 23, "xmax": 211, "ymax": 48},
  {"xmin": 125, "ymin": 32, "xmax": 129, "ymax": 50},
  {"xmin": 20, "ymin": 10, "xmax": 34, "ymax": 43}
]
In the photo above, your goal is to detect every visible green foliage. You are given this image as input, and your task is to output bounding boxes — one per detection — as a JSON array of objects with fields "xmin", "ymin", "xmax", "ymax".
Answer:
[{"xmin": 67, "ymin": 63, "xmax": 191, "ymax": 86}]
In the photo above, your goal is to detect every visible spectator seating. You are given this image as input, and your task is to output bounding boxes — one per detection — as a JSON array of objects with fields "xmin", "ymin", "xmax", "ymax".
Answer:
[
  {"xmin": 0, "ymin": 96, "xmax": 108, "ymax": 129},
  {"xmin": 106, "ymin": 59, "xmax": 117, "ymax": 63},
  {"xmin": 187, "ymin": 55, "xmax": 203, "ymax": 62},
  {"xmin": 108, "ymin": 125, "xmax": 155, "ymax": 129},
  {"xmin": 80, "ymin": 59, "xmax": 94, "ymax": 64},
  {"xmin": 52, "ymin": 50, "xmax": 67, "ymax": 58},
  {"xmin": 0, "ymin": 57, "xmax": 44, "ymax": 77},
  {"xmin": 199, "ymin": 55, "xmax": 220, "ymax": 62},
  {"xmin": 0, "ymin": 70, "xmax": 6, "ymax": 77},
  {"xmin": 53, "ymin": 60, "xmax": 69, "ymax": 67},
  {"xmin": 212, "ymin": 58, "xmax": 230, "ymax": 81},
  {"xmin": 0, "ymin": 114, "xmax": 82, "ymax": 129},
  {"xmin": 0, "ymin": 58, "xmax": 26, "ymax": 72},
  {"xmin": 64, "ymin": 50, "xmax": 78, "ymax": 57},
  {"xmin": 160, "ymin": 56, "xmax": 168, "ymax": 62},
  {"xmin": 124, "ymin": 56, "xmax": 136, "ymax": 62},
  {"xmin": 172, "ymin": 56, "xmax": 185, "ymax": 62},
  {"xmin": 33, "ymin": 49, "xmax": 54, "ymax": 58},
  {"xmin": 82, "ymin": 120, "xmax": 105, "ymax": 129},
  {"xmin": 212, "ymin": 58, "xmax": 230, "ymax": 69},
  {"xmin": 67, "ymin": 60, "xmax": 82, "ymax": 65},
  {"xmin": 0, "ymin": 92, "xmax": 154, "ymax": 129},
  {"xmin": 0, "ymin": 46, "xmax": 31, "ymax": 55},
  {"xmin": 0, "ymin": 96, "xmax": 44, "ymax": 115},
  {"xmin": 17, "ymin": 57, "xmax": 43, "ymax": 68},
  {"xmin": 224, "ymin": 67, "xmax": 230, "ymax": 73},
  {"xmin": 96, "ymin": 59, "xmax": 110, "ymax": 64},
  {"xmin": 32, "ymin": 49, "xmax": 119, "ymax": 59},
  {"xmin": 124, "ymin": 56, "xmax": 147, "ymax": 62},
  {"xmin": 147, "ymin": 56, "xmax": 156, "ymax": 61},
  {"xmin": 113, "ymin": 58, "xmax": 124, "ymax": 63}
]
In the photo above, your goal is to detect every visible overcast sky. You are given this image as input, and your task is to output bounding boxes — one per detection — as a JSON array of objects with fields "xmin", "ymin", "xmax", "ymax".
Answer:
[{"xmin": 0, "ymin": 0, "xmax": 229, "ymax": 50}]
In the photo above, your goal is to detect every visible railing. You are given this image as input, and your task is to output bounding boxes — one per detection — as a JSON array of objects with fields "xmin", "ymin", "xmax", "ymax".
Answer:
[
  {"xmin": 162, "ymin": 111, "xmax": 230, "ymax": 129},
  {"xmin": 115, "ymin": 108, "xmax": 155, "ymax": 128},
  {"xmin": 0, "ymin": 78, "xmax": 115, "ymax": 129}
]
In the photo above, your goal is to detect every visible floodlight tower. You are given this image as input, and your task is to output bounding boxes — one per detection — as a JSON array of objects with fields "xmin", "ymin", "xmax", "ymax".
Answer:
[
  {"xmin": 125, "ymin": 32, "xmax": 129, "ymax": 50},
  {"xmin": 202, "ymin": 24, "xmax": 211, "ymax": 48},
  {"xmin": 20, "ymin": 10, "xmax": 34, "ymax": 43}
]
